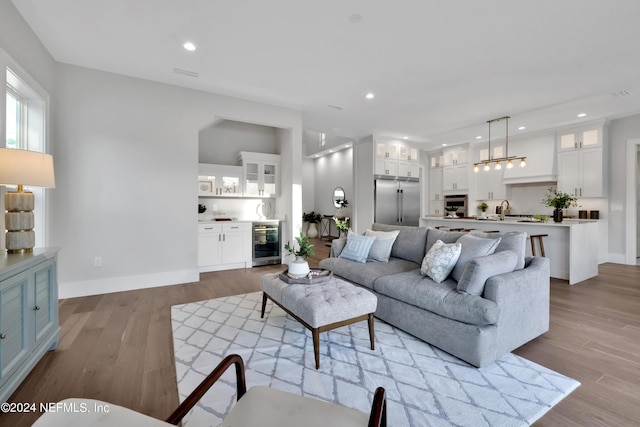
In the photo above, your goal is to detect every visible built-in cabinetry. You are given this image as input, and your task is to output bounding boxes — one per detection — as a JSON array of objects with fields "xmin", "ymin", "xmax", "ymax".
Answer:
[
  {"xmin": 427, "ymin": 152, "xmax": 444, "ymax": 215},
  {"xmin": 374, "ymin": 139, "xmax": 419, "ymax": 179},
  {"xmin": 239, "ymin": 152, "xmax": 280, "ymax": 197},
  {"xmin": 474, "ymin": 143, "xmax": 506, "ymax": 200},
  {"xmin": 557, "ymin": 124, "xmax": 606, "ymax": 198},
  {"xmin": 198, "ymin": 222, "xmax": 252, "ymax": 272},
  {"xmin": 198, "ymin": 164, "xmax": 243, "ymax": 196},
  {"xmin": 442, "ymin": 145, "xmax": 469, "ymax": 192},
  {"xmin": 0, "ymin": 249, "xmax": 59, "ymax": 403}
]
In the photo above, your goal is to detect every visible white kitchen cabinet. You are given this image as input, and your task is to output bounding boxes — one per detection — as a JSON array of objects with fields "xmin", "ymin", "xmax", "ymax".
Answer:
[
  {"xmin": 558, "ymin": 147, "xmax": 605, "ymax": 197},
  {"xmin": 443, "ymin": 164, "xmax": 468, "ymax": 192},
  {"xmin": 198, "ymin": 164, "xmax": 243, "ymax": 197},
  {"xmin": 474, "ymin": 168, "xmax": 506, "ymax": 200},
  {"xmin": 428, "ymin": 151, "xmax": 443, "ymax": 169},
  {"xmin": 443, "ymin": 146, "xmax": 468, "ymax": 166},
  {"xmin": 198, "ymin": 222, "xmax": 252, "ymax": 272},
  {"xmin": 428, "ymin": 168, "xmax": 444, "ymax": 216},
  {"xmin": 0, "ymin": 250, "xmax": 59, "ymax": 403},
  {"xmin": 239, "ymin": 152, "xmax": 280, "ymax": 198},
  {"xmin": 374, "ymin": 139, "xmax": 419, "ymax": 179},
  {"xmin": 558, "ymin": 127, "xmax": 601, "ymax": 152}
]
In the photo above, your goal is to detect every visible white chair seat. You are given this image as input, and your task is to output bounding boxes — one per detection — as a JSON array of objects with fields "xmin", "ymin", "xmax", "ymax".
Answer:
[
  {"xmin": 32, "ymin": 398, "xmax": 172, "ymax": 427},
  {"xmin": 221, "ymin": 386, "xmax": 369, "ymax": 427}
]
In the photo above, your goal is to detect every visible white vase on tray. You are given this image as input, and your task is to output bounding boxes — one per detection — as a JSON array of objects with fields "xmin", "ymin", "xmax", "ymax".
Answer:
[{"xmin": 288, "ymin": 256, "xmax": 310, "ymax": 278}]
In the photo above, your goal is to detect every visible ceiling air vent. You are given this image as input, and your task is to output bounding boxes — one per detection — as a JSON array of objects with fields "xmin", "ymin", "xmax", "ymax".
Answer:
[
  {"xmin": 173, "ymin": 68, "xmax": 198, "ymax": 78},
  {"xmin": 328, "ymin": 104, "xmax": 344, "ymax": 110},
  {"xmin": 611, "ymin": 90, "xmax": 631, "ymax": 98}
]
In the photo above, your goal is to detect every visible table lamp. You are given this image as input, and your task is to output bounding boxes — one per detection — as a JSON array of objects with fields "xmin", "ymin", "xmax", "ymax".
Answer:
[{"xmin": 0, "ymin": 148, "xmax": 56, "ymax": 253}]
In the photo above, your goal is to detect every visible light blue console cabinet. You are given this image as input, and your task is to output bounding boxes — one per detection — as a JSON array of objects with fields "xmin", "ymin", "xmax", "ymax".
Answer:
[{"xmin": 0, "ymin": 248, "xmax": 60, "ymax": 403}]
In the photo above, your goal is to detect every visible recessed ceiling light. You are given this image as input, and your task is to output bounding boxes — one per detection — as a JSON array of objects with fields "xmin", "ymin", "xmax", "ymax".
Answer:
[
  {"xmin": 577, "ymin": 113, "xmax": 587, "ymax": 117},
  {"xmin": 518, "ymin": 126, "xmax": 526, "ymax": 130},
  {"xmin": 476, "ymin": 136, "xmax": 482, "ymax": 140},
  {"xmin": 403, "ymin": 136, "xmax": 409, "ymax": 140},
  {"xmin": 345, "ymin": 144, "xmax": 351, "ymax": 148},
  {"xmin": 442, "ymin": 143, "xmax": 448, "ymax": 147},
  {"xmin": 183, "ymin": 42, "xmax": 196, "ymax": 51},
  {"xmin": 365, "ymin": 92, "xmax": 375, "ymax": 99}
]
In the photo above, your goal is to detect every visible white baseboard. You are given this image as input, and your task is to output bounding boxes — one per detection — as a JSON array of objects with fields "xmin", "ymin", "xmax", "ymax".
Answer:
[
  {"xmin": 606, "ymin": 253, "xmax": 629, "ymax": 265},
  {"xmin": 59, "ymin": 269, "xmax": 199, "ymax": 299}
]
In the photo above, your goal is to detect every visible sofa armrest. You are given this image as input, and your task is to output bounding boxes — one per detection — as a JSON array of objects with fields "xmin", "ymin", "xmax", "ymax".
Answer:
[
  {"xmin": 483, "ymin": 257, "xmax": 550, "ymax": 354},
  {"xmin": 329, "ymin": 237, "xmax": 347, "ymax": 258}
]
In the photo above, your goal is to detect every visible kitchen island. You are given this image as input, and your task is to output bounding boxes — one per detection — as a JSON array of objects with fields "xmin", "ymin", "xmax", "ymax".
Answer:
[{"xmin": 420, "ymin": 217, "xmax": 600, "ymax": 284}]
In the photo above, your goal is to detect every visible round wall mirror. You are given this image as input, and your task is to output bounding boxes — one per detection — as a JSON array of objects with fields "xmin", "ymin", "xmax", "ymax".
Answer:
[{"xmin": 333, "ymin": 187, "xmax": 345, "ymax": 208}]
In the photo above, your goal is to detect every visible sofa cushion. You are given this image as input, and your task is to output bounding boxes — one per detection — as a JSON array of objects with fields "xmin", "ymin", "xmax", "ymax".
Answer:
[
  {"xmin": 471, "ymin": 231, "xmax": 527, "ymax": 270},
  {"xmin": 364, "ymin": 229, "xmax": 400, "ymax": 262},
  {"xmin": 339, "ymin": 232, "xmax": 376, "ymax": 263},
  {"xmin": 457, "ymin": 250, "xmax": 519, "ymax": 296},
  {"xmin": 450, "ymin": 234, "xmax": 501, "ymax": 282},
  {"xmin": 319, "ymin": 257, "xmax": 419, "ymax": 290},
  {"xmin": 420, "ymin": 240, "xmax": 462, "ymax": 283},
  {"xmin": 426, "ymin": 228, "xmax": 467, "ymax": 253},
  {"xmin": 373, "ymin": 270, "xmax": 500, "ymax": 325},
  {"xmin": 371, "ymin": 223, "xmax": 428, "ymax": 264}
]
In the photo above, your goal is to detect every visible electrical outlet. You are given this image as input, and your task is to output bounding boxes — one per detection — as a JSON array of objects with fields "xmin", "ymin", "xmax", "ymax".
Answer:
[{"xmin": 94, "ymin": 257, "xmax": 102, "ymax": 267}]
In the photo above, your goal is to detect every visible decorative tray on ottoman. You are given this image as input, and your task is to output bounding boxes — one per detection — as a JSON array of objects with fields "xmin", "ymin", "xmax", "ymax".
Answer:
[{"xmin": 279, "ymin": 268, "xmax": 333, "ymax": 285}]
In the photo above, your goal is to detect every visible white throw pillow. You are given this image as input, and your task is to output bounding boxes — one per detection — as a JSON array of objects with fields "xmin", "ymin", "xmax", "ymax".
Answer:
[
  {"xmin": 364, "ymin": 229, "xmax": 400, "ymax": 262},
  {"xmin": 420, "ymin": 240, "xmax": 462, "ymax": 283}
]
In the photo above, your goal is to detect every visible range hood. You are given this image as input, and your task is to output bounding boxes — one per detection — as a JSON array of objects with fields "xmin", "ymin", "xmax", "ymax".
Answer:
[{"xmin": 502, "ymin": 134, "xmax": 557, "ymax": 184}]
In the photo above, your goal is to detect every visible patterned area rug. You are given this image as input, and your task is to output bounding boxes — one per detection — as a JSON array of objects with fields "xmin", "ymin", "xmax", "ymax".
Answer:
[{"xmin": 172, "ymin": 292, "xmax": 579, "ymax": 427}]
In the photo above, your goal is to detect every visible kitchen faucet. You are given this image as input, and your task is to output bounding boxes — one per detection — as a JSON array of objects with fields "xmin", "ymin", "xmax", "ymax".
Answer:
[{"xmin": 499, "ymin": 200, "xmax": 510, "ymax": 220}]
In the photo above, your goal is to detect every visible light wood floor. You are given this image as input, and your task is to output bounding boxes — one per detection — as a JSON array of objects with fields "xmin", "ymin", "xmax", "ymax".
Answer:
[{"xmin": 3, "ymin": 238, "xmax": 640, "ymax": 426}]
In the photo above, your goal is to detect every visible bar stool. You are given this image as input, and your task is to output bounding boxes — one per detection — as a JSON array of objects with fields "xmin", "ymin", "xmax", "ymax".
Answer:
[
  {"xmin": 448, "ymin": 228, "xmax": 465, "ymax": 232},
  {"xmin": 530, "ymin": 234, "xmax": 548, "ymax": 257}
]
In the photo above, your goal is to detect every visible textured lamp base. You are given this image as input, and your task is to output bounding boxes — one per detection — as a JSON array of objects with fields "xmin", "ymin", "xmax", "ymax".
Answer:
[{"xmin": 5, "ymin": 191, "xmax": 36, "ymax": 253}]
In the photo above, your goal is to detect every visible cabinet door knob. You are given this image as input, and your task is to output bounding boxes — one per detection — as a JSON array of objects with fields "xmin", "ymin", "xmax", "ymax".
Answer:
[
  {"xmin": 0, "ymin": 333, "xmax": 6, "ymax": 339},
  {"xmin": 34, "ymin": 305, "xmax": 41, "ymax": 311}
]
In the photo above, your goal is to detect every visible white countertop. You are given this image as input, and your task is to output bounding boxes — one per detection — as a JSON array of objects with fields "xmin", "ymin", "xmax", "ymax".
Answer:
[{"xmin": 421, "ymin": 216, "xmax": 600, "ymax": 227}]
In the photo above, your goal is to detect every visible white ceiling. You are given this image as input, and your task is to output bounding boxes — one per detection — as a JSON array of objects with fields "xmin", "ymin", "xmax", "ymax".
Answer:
[{"xmin": 12, "ymin": 0, "xmax": 640, "ymax": 149}]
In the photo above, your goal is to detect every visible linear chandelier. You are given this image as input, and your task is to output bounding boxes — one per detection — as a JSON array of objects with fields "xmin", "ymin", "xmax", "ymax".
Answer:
[{"xmin": 473, "ymin": 115, "xmax": 526, "ymax": 172}]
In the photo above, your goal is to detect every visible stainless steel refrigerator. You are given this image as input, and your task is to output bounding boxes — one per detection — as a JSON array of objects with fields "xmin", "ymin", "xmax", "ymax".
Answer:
[{"xmin": 374, "ymin": 179, "xmax": 420, "ymax": 226}]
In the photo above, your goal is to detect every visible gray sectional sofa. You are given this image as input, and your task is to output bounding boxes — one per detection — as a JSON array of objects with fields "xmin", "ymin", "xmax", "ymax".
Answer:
[{"xmin": 318, "ymin": 223, "xmax": 550, "ymax": 367}]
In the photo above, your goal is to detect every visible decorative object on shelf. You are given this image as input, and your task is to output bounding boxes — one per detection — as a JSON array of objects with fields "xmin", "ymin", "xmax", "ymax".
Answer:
[
  {"xmin": 444, "ymin": 206, "xmax": 459, "ymax": 218},
  {"xmin": 284, "ymin": 234, "xmax": 315, "ymax": 277},
  {"xmin": 477, "ymin": 202, "xmax": 488, "ymax": 218},
  {"xmin": 0, "ymin": 148, "xmax": 56, "ymax": 253},
  {"xmin": 473, "ymin": 116, "xmax": 526, "ymax": 173},
  {"xmin": 302, "ymin": 211, "xmax": 322, "ymax": 238},
  {"xmin": 198, "ymin": 181, "xmax": 213, "ymax": 193},
  {"xmin": 542, "ymin": 187, "xmax": 577, "ymax": 223},
  {"xmin": 335, "ymin": 198, "xmax": 349, "ymax": 217},
  {"xmin": 198, "ymin": 203, "xmax": 207, "ymax": 214}
]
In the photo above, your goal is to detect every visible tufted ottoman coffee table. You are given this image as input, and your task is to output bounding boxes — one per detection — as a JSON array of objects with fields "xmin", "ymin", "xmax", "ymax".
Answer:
[{"xmin": 260, "ymin": 272, "xmax": 378, "ymax": 369}]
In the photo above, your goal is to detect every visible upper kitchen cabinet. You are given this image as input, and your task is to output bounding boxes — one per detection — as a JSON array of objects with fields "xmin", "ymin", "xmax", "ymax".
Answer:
[
  {"xmin": 443, "ymin": 146, "xmax": 468, "ymax": 166},
  {"xmin": 374, "ymin": 138, "xmax": 420, "ymax": 179},
  {"xmin": 198, "ymin": 163, "xmax": 243, "ymax": 197},
  {"xmin": 474, "ymin": 143, "xmax": 506, "ymax": 200},
  {"xmin": 428, "ymin": 151, "xmax": 443, "ymax": 169},
  {"xmin": 556, "ymin": 122, "xmax": 607, "ymax": 198},
  {"xmin": 239, "ymin": 152, "xmax": 280, "ymax": 197}
]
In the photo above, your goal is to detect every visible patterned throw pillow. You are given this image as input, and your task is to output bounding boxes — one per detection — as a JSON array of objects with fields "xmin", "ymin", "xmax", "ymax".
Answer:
[
  {"xmin": 339, "ymin": 232, "xmax": 377, "ymax": 263},
  {"xmin": 420, "ymin": 240, "xmax": 462, "ymax": 283}
]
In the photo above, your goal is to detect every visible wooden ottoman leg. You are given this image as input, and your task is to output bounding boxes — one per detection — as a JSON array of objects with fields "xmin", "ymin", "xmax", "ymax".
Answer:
[
  {"xmin": 368, "ymin": 313, "xmax": 375, "ymax": 350},
  {"xmin": 312, "ymin": 328, "xmax": 320, "ymax": 369},
  {"xmin": 261, "ymin": 292, "xmax": 268, "ymax": 318}
]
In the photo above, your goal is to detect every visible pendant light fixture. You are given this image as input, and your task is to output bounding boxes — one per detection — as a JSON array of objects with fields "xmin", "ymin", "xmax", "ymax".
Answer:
[{"xmin": 473, "ymin": 116, "xmax": 526, "ymax": 173}]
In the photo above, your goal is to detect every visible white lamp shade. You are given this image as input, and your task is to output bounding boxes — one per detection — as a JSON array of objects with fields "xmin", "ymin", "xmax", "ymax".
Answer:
[{"xmin": 0, "ymin": 148, "xmax": 56, "ymax": 188}]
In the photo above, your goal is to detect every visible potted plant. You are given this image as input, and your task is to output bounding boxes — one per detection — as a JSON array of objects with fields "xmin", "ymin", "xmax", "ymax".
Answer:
[
  {"xmin": 542, "ymin": 187, "xmax": 577, "ymax": 223},
  {"xmin": 333, "ymin": 217, "xmax": 350, "ymax": 237},
  {"xmin": 335, "ymin": 198, "xmax": 349, "ymax": 217},
  {"xmin": 302, "ymin": 211, "xmax": 322, "ymax": 238},
  {"xmin": 444, "ymin": 206, "xmax": 459, "ymax": 218},
  {"xmin": 284, "ymin": 234, "xmax": 315, "ymax": 277},
  {"xmin": 477, "ymin": 202, "xmax": 488, "ymax": 218}
]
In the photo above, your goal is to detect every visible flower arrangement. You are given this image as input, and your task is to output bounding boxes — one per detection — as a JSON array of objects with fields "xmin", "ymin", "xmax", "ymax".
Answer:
[
  {"xmin": 477, "ymin": 202, "xmax": 488, "ymax": 213},
  {"xmin": 333, "ymin": 217, "xmax": 350, "ymax": 233},
  {"xmin": 284, "ymin": 234, "xmax": 315, "ymax": 259},
  {"xmin": 542, "ymin": 187, "xmax": 577, "ymax": 209},
  {"xmin": 302, "ymin": 211, "xmax": 322, "ymax": 223}
]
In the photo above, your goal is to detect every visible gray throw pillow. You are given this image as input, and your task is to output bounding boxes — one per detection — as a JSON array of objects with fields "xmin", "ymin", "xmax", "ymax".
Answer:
[
  {"xmin": 450, "ymin": 234, "xmax": 501, "ymax": 282},
  {"xmin": 426, "ymin": 228, "xmax": 467, "ymax": 253},
  {"xmin": 472, "ymin": 231, "xmax": 527, "ymax": 270},
  {"xmin": 365, "ymin": 229, "xmax": 400, "ymax": 262},
  {"xmin": 457, "ymin": 250, "xmax": 519, "ymax": 296}
]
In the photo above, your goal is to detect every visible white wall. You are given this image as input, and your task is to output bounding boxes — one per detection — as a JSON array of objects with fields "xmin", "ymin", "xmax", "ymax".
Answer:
[
  {"xmin": 52, "ymin": 63, "xmax": 302, "ymax": 297},
  {"xmin": 608, "ymin": 114, "xmax": 640, "ymax": 261},
  {"xmin": 199, "ymin": 119, "xmax": 279, "ymax": 165},
  {"xmin": 302, "ymin": 157, "xmax": 315, "ymax": 214},
  {"xmin": 314, "ymin": 148, "xmax": 353, "ymax": 218}
]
